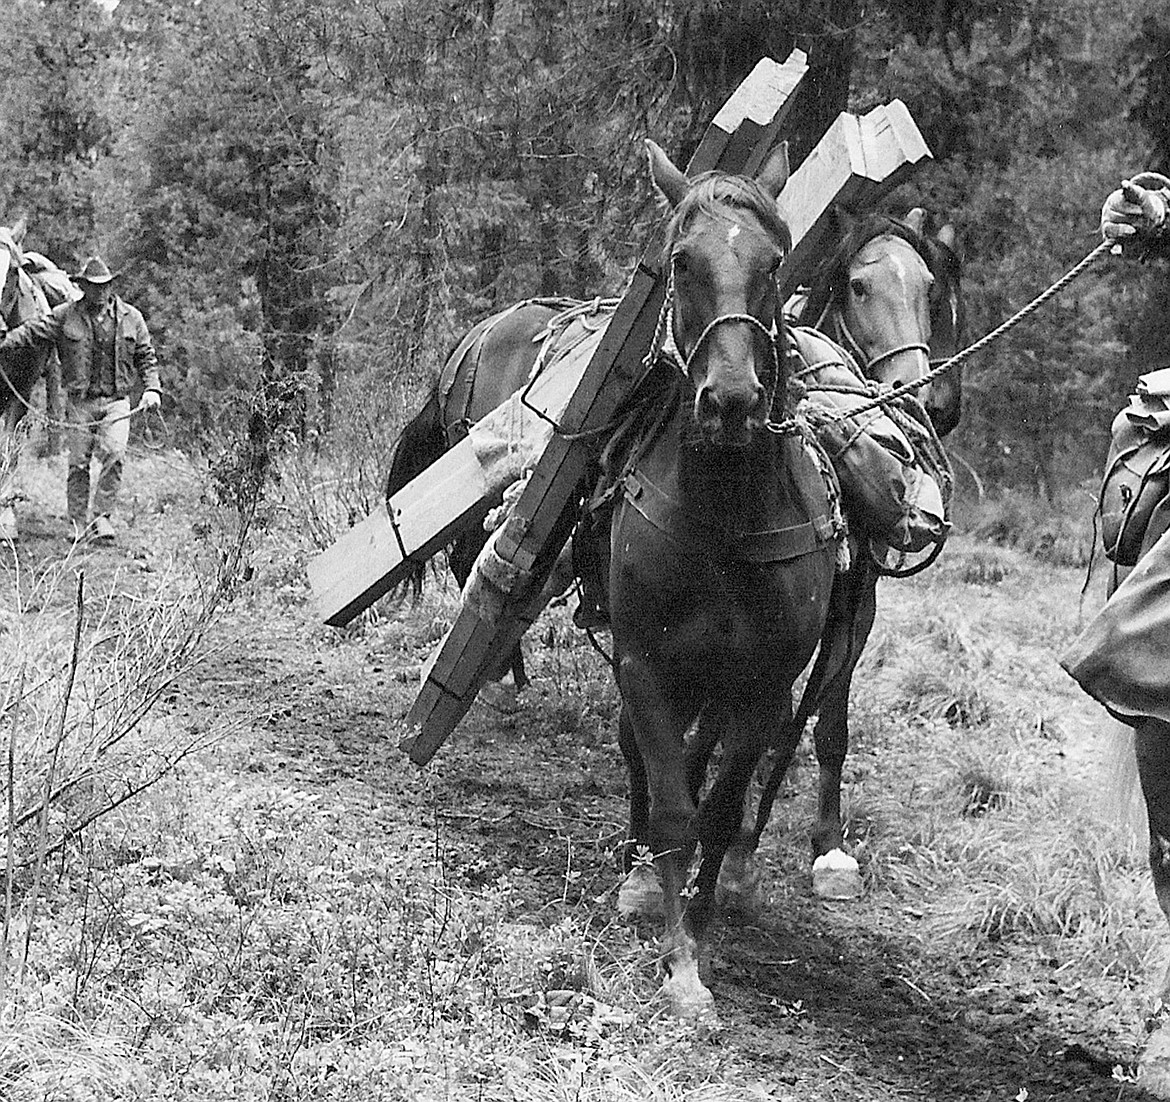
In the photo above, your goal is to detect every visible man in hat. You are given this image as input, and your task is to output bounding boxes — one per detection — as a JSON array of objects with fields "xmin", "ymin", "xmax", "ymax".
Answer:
[{"xmin": 0, "ymin": 255, "xmax": 161, "ymax": 543}]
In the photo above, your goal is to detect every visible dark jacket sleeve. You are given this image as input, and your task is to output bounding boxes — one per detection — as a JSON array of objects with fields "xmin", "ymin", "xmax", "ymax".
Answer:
[
  {"xmin": 0, "ymin": 307, "xmax": 64, "ymax": 352},
  {"xmin": 125, "ymin": 304, "xmax": 160, "ymax": 392}
]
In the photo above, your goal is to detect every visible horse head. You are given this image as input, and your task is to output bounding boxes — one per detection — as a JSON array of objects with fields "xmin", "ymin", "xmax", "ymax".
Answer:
[
  {"xmin": 802, "ymin": 208, "xmax": 963, "ymax": 436},
  {"xmin": 647, "ymin": 140, "xmax": 792, "ymax": 449}
]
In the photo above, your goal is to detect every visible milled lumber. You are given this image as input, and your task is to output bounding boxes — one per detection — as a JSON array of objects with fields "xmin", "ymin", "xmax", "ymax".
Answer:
[
  {"xmin": 401, "ymin": 52, "xmax": 816, "ymax": 765},
  {"xmin": 307, "ymin": 324, "xmax": 605, "ymax": 625},
  {"xmin": 776, "ymin": 101, "xmax": 932, "ymax": 302}
]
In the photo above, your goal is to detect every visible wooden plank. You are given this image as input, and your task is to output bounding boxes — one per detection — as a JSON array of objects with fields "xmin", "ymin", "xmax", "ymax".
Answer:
[
  {"xmin": 869, "ymin": 99, "xmax": 932, "ymax": 193},
  {"xmin": 689, "ymin": 52, "xmax": 808, "ymax": 171},
  {"xmin": 402, "ymin": 52, "xmax": 814, "ymax": 766},
  {"xmin": 774, "ymin": 103, "xmax": 933, "ymax": 302},
  {"xmin": 308, "ymin": 323, "xmax": 606, "ymax": 624}
]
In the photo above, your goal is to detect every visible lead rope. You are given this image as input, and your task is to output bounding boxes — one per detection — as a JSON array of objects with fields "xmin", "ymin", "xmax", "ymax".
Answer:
[
  {"xmin": 827, "ymin": 238, "xmax": 1115, "ymax": 422},
  {"xmin": 804, "ymin": 239, "xmax": 1115, "ymax": 577}
]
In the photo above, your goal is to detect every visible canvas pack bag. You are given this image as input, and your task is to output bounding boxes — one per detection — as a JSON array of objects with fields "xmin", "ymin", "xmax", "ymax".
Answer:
[
  {"xmin": 1061, "ymin": 523, "xmax": 1170, "ymax": 725},
  {"xmin": 788, "ymin": 326, "xmax": 949, "ymax": 555},
  {"xmin": 1099, "ymin": 368, "xmax": 1170, "ymax": 566}
]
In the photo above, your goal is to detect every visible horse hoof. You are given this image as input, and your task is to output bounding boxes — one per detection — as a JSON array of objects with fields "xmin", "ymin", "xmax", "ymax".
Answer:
[
  {"xmin": 812, "ymin": 848, "xmax": 863, "ymax": 900},
  {"xmin": 1140, "ymin": 1023, "xmax": 1170, "ymax": 1098},
  {"xmin": 617, "ymin": 865, "xmax": 663, "ymax": 919},
  {"xmin": 661, "ymin": 971, "xmax": 719, "ymax": 1029}
]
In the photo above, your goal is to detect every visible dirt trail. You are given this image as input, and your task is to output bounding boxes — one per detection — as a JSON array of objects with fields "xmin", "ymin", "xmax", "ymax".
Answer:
[{"xmin": 5, "ymin": 472, "xmax": 1165, "ymax": 1101}]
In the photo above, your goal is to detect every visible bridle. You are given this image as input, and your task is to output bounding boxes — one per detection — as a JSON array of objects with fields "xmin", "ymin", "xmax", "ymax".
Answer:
[
  {"xmin": 655, "ymin": 259, "xmax": 787, "ymax": 427},
  {"xmin": 812, "ymin": 228, "xmax": 943, "ymax": 380},
  {"xmin": 822, "ymin": 301, "xmax": 930, "ymax": 378}
]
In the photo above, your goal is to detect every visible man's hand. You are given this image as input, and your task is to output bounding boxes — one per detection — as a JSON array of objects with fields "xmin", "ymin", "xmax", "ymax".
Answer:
[
  {"xmin": 140, "ymin": 389, "xmax": 161, "ymax": 411},
  {"xmin": 1102, "ymin": 178, "xmax": 1169, "ymax": 248}
]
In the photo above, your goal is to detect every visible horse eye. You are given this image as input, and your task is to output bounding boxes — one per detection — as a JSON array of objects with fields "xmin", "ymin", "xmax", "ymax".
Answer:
[
  {"xmin": 672, "ymin": 251, "xmax": 690, "ymax": 277},
  {"xmin": 849, "ymin": 277, "xmax": 866, "ymax": 298}
]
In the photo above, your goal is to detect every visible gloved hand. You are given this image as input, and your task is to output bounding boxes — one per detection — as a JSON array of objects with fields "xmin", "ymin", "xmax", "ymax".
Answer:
[
  {"xmin": 140, "ymin": 389, "xmax": 162, "ymax": 411},
  {"xmin": 1101, "ymin": 178, "xmax": 1169, "ymax": 247}
]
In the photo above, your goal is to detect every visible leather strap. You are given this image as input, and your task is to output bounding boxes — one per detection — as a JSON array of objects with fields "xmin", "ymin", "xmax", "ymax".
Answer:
[{"xmin": 620, "ymin": 465, "xmax": 833, "ymax": 564}]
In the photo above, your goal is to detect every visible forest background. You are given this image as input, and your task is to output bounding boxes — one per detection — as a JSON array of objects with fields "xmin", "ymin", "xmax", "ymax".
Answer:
[{"xmin": 2, "ymin": 0, "xmax": 1169, "ymax": 514}]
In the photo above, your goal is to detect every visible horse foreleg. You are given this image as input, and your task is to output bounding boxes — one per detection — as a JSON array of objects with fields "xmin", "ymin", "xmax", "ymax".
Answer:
[
  {"xmin": 714, "ymin": 699, "xmax": 794, "ymax": 908},
  {"xmin": 695, "ymin": 705, "xmax": 772, "ymax": 917},
  {"xmin": 616, "ymin": 705, "xmax": 664, "ymax": 918},
  {"xmin": 808, "ymin": 573, "xmax": 876, "ymax": 900},
  {"xmin": 616, "ymin": 656, "xmax": 711, "ymax": 1020}
]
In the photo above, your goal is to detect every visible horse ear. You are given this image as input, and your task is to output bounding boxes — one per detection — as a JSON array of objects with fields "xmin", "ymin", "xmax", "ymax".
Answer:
[
  {"xmin": 755, "ymin": 140, "xmax": 790, "ymax": 199},
  {"xmin": 904, "ymin": 207, "xmax": 927, "ymax": 235},
  {"xmin": 11, "ymin": 216, "xmax": 27, "ymax": 243},
  {"xmin": 937, "ymin": 223, "xmax": 958, "ymax": 252},
  {"xmin": 646, "ymin": 139, "xmax": 689, "ymax": 209}
]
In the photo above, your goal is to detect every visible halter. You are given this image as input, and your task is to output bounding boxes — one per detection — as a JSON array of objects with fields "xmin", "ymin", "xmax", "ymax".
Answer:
[
  {"xmin": 819, "ymin": 301, "xmax": 930, "ymax": 378},
  {"xmin": 654, "ymin": 264, "xmax": 786, "ymax": 426}
]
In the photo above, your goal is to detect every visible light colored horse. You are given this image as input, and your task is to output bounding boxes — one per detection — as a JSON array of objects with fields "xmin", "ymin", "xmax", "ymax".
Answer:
[{"xmin": 0, "ymin": 221, "xmax": 75, "ymax": 541}]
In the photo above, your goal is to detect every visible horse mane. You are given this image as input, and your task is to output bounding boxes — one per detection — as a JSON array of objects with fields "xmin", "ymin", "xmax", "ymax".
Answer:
[{"xmin": 666, "ymin": 171, "xmax": 793, "ymax": 255}]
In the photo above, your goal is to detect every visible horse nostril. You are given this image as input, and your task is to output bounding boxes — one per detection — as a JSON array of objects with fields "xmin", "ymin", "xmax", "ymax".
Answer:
[{"xmin": 696, "ymin": 385, "xmax": 719, "ymax": 424}]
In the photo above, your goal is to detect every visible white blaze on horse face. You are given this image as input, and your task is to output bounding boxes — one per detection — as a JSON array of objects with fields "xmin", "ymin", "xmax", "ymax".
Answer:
[
  {"xmin": 847, "ymin": 236, "xmax": 932, "ymax": 385},
  {"xmin": 727, "ymin": 223, "xmax": 741, "ymax": 248}
]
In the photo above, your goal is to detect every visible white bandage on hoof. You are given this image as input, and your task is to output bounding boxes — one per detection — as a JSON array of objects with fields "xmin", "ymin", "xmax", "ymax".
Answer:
[
  {"xmin": 812, "ymin": 848, "xmax": 863, "ymax": 900},
  {"xmin": 617, "ymin": 864, "xmax": 664, "ymax": 919}
]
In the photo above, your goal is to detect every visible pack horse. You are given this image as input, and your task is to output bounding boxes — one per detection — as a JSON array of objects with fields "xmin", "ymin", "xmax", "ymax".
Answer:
[
  {"xmin": 606, "ymin": 140, "xmax": 840, "ymax": 1019},
  {"xmin": 311, "ymin": 54, "xmax": 948, "ymax": 1019}
]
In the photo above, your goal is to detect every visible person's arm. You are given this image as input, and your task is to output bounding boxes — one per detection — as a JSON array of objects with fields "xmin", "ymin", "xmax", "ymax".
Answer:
[
  {"xmin": 128, "ymin": 308, "xmax": 161, "ymax": 406},
  {"xmin": 0, "ymin": 309, "xmax": 62, "ymax": 351}
]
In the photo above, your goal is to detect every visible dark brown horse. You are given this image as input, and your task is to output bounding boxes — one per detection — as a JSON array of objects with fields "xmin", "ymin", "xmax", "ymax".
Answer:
[
  {"xmin": 607, "ymin": 140, "xmax": 840, "ymax": 1020},
  {"xmin": 384, "ymin": 296, "xmax": 594, "ymax": 688}
]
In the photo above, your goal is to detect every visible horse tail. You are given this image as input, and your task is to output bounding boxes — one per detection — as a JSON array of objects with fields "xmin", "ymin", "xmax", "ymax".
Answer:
[
  {"xmin": 385, "ymin": 382, "xmax": 447, "ymax": 598},
  {"xmin": 1099, "ymin": 717, "xmax": 1147, "ymax": 856}
]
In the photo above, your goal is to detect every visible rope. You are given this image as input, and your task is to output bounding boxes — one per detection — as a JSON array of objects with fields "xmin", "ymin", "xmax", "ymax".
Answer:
[
  {"xmin": 815, "ymin": 238, "xmax": 1115, "ymax": 421},
  {"xmin": 0, "ymin": 364, "xmax": 159, "ymax": 430}
]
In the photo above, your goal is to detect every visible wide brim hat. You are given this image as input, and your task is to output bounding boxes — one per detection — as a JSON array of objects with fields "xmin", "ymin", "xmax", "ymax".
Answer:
[{"xmin": 74, "ymin": 256, "xmax": 116, "ymax": 284}]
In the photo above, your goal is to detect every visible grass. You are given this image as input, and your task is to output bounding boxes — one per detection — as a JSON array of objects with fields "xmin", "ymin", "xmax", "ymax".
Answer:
[{"xmin": 0, "ymin": 439, "xmax": 1165, "ymax": 1098}]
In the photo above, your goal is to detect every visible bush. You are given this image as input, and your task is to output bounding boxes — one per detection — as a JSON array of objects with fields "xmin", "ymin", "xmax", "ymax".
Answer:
[{"xmin": 954, "ymin": 485, "xmax": 1096, "ymax": 567}]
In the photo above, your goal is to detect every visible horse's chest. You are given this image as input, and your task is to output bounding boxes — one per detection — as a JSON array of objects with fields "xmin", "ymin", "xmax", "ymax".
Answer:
[{"xmin": 642, "ymin": 559, "xmax": 828, "ymax": 656}]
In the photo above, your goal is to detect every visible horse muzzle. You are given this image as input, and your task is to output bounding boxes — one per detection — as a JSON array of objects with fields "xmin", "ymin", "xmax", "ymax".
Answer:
[{"xmin": 695, "ymin": 380, "xmax": 767, "ymax": 449}]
